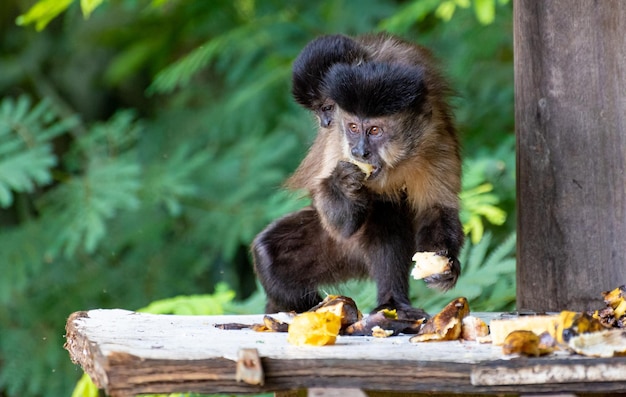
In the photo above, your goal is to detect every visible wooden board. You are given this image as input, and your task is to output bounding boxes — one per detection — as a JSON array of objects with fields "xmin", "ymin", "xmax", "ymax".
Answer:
[
  {"xmin": 515, "ymin": 0, "xmax": 626, "ymax": 311},
  {"xmin": 64, "ymin": 309, "xmax": 626, "ymax": 396}
]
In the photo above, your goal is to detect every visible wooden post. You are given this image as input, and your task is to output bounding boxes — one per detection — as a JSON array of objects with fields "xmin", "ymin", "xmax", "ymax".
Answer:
[{"xmin": 515, "ymin": 0, "xmax": 626, "ymax": 311}]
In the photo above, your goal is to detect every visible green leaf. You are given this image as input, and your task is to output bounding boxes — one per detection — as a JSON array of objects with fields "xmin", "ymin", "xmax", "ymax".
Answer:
[
  {"xmin": 148, "ymin": 24, "xmax": 259, "ymax": 94},
  {"xmin": 474, "ymin": 0, "xmax": 496, "ymax": 25},
  {"xmin": 0, "ymin": 96, "xmax": 77, "ymax": 207},
  {"xmin": 0, "ymin": 146, "xmax": 56, "ymax": 206},
  {"xmin": 436, "ymin": 1, "xmax": 457, "ymax": 22},
  {"xmin": 15, "ymin": 0, "xmax": 74, "ymax": 31},
  {"xmin": 378, "ymin": 0, "xmax": 441, "ymax": 33},
  {"xmin": 71, "ymin": 373, "xmax": 99, "ymax": 397},
  {"xmin": 80, "ymin": 0, "xmax": 104, "ymax": 19},
  {"xmin": 138, "ymin": 283, "xmax": 236, "ymax": 315}
]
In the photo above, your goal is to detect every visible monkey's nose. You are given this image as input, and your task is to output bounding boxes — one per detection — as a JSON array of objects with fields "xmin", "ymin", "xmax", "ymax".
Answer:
[{"xmin": 351, "ymin": 146, "xmax": 371, "ymax": 160}]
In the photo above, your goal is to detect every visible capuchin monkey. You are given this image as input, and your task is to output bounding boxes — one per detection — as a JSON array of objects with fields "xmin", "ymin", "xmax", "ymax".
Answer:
[{"xmin": 252, "ymin": 33, "xmax": 463, "ymax": 318}]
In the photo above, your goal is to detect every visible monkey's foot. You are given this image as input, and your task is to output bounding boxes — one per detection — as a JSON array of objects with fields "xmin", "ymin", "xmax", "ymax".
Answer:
[{"xmin": 372, "ymin": 303, "xmax": 430, "ymax": 320}]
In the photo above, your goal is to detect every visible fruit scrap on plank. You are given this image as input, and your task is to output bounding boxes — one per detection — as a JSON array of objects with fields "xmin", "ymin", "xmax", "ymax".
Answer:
[
  {"xmin": 410, "ymin": 297, "xmax": 469, "ymax": 342},
  {"xmin": 502, "ymin": 330, "xmax": 555, "ymax": 357}
]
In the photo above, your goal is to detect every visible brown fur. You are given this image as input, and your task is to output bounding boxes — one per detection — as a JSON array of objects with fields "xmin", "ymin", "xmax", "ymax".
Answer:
[
  {"xmin": 288, "ymin": 33, "xmax": 461, "ymax": 214},
  {"xmin": 252, "ymin": 33, "xmax": 463, "ymax": 317}
]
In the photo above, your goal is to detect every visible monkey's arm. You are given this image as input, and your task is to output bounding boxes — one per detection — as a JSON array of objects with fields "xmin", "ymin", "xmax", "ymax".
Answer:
[
  {"xmin": 415, "ymin": 205, "xmax": 464, "ymax": 291},
  {"xmin": 313, "ymin": 161, "xmax": 370, "ymax": 239}
]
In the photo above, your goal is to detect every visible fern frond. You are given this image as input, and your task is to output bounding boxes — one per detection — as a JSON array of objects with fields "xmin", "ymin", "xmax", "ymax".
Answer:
[
  {"xmin": 148, "ymin": 24, "xmax": 260, "ymax": 94},
  {"xmin": 482, "ymin": 232, "xmax": 516, "ymax": 269},
  {"xmin": 0, "ymin": 96, "xmax": 78, "ymax": 207},
  {"xmin": 142, "ymin": 145, "xmax": 212, "ymax": 216},
  {"xmin": 40, "ymin": 158, "xmax": 141, "ymax": 257}
]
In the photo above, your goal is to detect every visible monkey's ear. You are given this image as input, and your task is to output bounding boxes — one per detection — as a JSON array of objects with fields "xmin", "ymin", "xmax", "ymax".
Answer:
[
  {"xmin": 291, "ymin": 35, "xmax": 367, "ymax": 110},
  {"xmin": 323, "ymin": 62, "xmax": 427, "ymax": 118}
]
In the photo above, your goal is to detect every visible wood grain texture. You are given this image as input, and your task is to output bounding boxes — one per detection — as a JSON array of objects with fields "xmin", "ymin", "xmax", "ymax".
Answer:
[
  {"xmin": 64, "ymin": 310, "xmax": 626, "ymax": 396},
  {"xmin": 515, "ymin": 0, "xmax": 626, "ymax": 311}
]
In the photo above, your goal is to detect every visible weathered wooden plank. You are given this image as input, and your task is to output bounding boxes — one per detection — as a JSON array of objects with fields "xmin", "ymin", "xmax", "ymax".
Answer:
[
  {"xmin": 65, "ymin": 310, "xmax": 626, "ymax": 396},
  {"xmin": 515, "ymin": 1, "xmax": 626, "ymax": 311}
]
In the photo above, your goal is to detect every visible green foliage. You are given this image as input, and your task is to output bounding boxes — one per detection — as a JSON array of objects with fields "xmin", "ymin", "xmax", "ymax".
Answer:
[
  {"xmin": 0, "ymin": 1, "xmax": 514, "ymax": 396},
  {"xmin": 16, "ymin": 0, "xmax": 105, "ymax": 30},
  {"xmin": 460, "ymin": 159, "xmax": 508, "ymax": 244},
  {"xmin": 138, "ymin": 283, "xmax": 236, "ymax": 315},
  {"xmin": 15, "ymin": 0, "xmax": 73, "ymax": 30},
  {"xmin": 379, "ymin": 0, "xmax": 509, "ymax": 32},
  {"xmin": 0, "ymin": 96, "xmax": 78, "ymax": 207}
]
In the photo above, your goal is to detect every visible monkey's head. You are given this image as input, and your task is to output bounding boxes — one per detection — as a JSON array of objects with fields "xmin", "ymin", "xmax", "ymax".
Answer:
[
  {"xmin": 292, "ymin": 35, "xmax": 368, "ymax": 128},
  {"xmin": 323, "ymin": 62, "xmax": 427, "ymax": 181}
]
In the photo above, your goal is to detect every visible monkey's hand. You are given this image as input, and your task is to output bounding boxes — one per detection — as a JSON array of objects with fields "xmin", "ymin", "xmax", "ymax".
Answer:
[
  {"xmin": 423, "ymin": 250, "xmax": 460, "ymax": 291},
  {"xmin": 331, "ymin": 160, "xmax": 370, "ymax": 194},
  {"xmin": 314, "ymin": 161, "xmax": 370, "ymax": 238}
]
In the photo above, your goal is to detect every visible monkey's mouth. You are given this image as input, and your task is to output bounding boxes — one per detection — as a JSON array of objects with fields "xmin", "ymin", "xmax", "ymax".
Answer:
[{"xmin": 368, "ymin": 165, "xmax": 382, "ymax": 179}]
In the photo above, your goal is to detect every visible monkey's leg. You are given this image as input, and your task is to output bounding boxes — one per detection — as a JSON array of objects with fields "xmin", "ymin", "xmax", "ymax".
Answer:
[
  {"xmin": 252, "ymin": 208, "xmax": 340, "ymax": 313},
  {"xmin": 364, "ymin": 201, "xmax": 430, "ymax": 319},
  {"xmin": 415, "ymin": 205, "xmax": 465, "ymax": 291}
]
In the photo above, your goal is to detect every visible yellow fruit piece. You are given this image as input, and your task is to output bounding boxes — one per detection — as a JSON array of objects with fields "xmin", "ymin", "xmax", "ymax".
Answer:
[
  {"xmin": 603, "ymin": 285, "xmax": 626, "ymax": 310},
  {"xmin": 461, "ymin": 316, "xmax": 489, "ymax": 341},
  {"xmin": 614, "ymin": 300, "xmax": 626, "ymax": 319},
  {"xmin": 502, "ymin": 330, "xmax": 553, "ymax": 357},
  {"xmin": 489, "ymin": 315, "xmax": 559, "ymax": 346},
  {"xmin": 410, "ymin": 252, "xmax": 451, "ymax": 280},
  {"xmin": 371, "ymin": 326, "xmax": 394, "ymax": 338},
  {"xmin": 287, "ymin": 312, "xmax": 342, "ymax": 346},
  {"xmin": 349, "ymin": 159, "xmax": 374, "ymax": 179},
  {"xmin": 555, "ymin": 311, "xmax": 604, "ymax": 344}
]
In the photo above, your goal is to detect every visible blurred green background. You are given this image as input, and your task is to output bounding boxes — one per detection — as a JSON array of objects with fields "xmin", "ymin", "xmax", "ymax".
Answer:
[{"xmin": 0, "ymin": 0, "xmax": 514, "ymax": 396}]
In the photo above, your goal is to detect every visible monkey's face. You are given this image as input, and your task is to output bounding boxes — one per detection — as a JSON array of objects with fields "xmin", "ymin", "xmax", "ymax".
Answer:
[{"xmin": 339, "ymin": 111, "xmax": 406, "ymax": 180}]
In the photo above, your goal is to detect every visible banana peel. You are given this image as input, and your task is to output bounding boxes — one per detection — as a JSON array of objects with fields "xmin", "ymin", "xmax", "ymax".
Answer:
[
  {"xmin": 568, "ymin": 329, "xmax": 626, "ymax": 357},
  {"xmin": 592, "ymin": 285, "xmax": 626, "ymax": 328},
  {"xmin": 555, "ymin": 310, "xmax": 604, "ymax": 343},
  {"xmin": 308, "ymin": 295, "xmax": 362, "ymax": 330},
  {"xmin": 410, "ymin": 297, "xmax": 469, "ymax": 342},
  {"xmin": 344, "ymin": 309, "xmax": 424, "ymax": 336},
  {"xmin": 603, "ymin": 285, "xmax": 626, "ymax": 313}
]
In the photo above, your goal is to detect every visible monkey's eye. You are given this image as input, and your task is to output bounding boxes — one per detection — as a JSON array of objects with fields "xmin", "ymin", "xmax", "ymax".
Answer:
[
  {"xmin": 368, "ymin": 126, "xmax": 382, "ymax": 136},
  {"xmin": 321, "ymin": 104, "xmax": 334, "ymax": 112},
  {"xmin": 348, "ymin": 123, "xmax": 359, "ymax": 133}
]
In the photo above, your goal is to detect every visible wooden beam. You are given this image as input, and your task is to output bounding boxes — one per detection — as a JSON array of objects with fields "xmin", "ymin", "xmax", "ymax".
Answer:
[
  {"xmin": 64, "ymin": 310, "xmax": 626, "ymax": 396},
  {"xmin": 515, "ymin": 0, "xmax": 626, "ymax": 311}
]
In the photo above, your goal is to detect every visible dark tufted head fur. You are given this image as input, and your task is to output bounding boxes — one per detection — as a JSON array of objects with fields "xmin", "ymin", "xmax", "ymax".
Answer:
[
  {"xmin": 292, "ymin": 35, "xmax": 368, "ymax": 109},
  {"xmin": 323, "ymin": 62, "xmax": 426, "ymax": 118}
]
